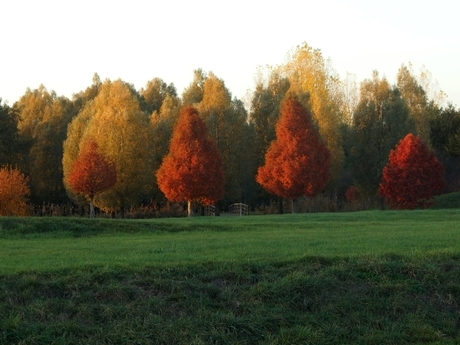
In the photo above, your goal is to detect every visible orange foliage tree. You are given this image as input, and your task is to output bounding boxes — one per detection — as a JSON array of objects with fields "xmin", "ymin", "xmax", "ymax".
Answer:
[
  {"xmin": 156, "ymin": 106, "xmax": 224, "ymax": 217},
  {"xmin": 0, "ymin": 165, "xmax": 30, "ymax": 216},
  {"xmin": 67, "ymin": 140, "xmax": 117, "ymax": 218},
  {"xmin": 256, "ymin": 96, "xmax": 331, "ymax": 213},
  {"xmin": 379, "ymin": 133, "xmax": 444, "ymax": 209}
]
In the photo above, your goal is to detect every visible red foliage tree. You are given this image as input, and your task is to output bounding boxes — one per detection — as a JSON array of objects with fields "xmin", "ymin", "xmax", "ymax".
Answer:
[
  {"xmin": 379, "ymin": 133, "xmax": 444, "ymax": 209},
  {"xmin": 67, "ymin": 140, "xmax": 117, "ymax": 217},
  {"xmin": 0, "ymin": 165, "xmax": 30, "ymax": 216},
  {"xmin": 156, "ymin": 106, "xmax": 224, "ymax": 216},
  {"xmin": 256, "ymin": 96, "xmax": 331, "ymax": 213},
  {"xmin": 345, "ymin": 185, "xmax": 361, "ymax": 203}
]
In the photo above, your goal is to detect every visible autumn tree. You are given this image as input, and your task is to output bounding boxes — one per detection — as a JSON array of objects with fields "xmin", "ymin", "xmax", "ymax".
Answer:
[
  {"xmin": 256, "ymin": 96, "xmax": 331, "ymax": 213},
  {"xmin": 249, "ymin": 73, "xmax": 290, "ymax": 207},
  {"xmin": 198, "ymin": 73, "xmax": 249, "ymax": 205},
  {"xmin": 14, "ymin": 85, "xmax": 74, "ymax": 204},
  {"xmin": 66, "ymin": 140, "xmax": 116, "ymax": 218},
  {"xmin": 63, "ymin": 79, "xmax": 153, "ymax": 217},
  {"xmin": 0, "ymin": 165, "xmax": 30, "ymax": 216},
  {"xmin": 140, "ymin": 77, "xmax": 177, "ymax": 115},
  {"xmin": 351, "ymin": 71, "xmax": 415, "ymax": 197},
  {"xmin": 149, "ymin": 90, "xmax": 182, "ymax": 203},
  {"xmin": 250, "ymin": 73, "xmax": 290, "ymax": 168},
  {"xmin": 72, "ymin": 73, "xmax": 102, "ymax": 114},
  {"xmin": 182, "ymin": 71, "xmax": 251, "ymax": 207},
  {"xmin": 397, "ymin": 64, "xmax": 432, "ymax": 143},
  {"xmin": 156, "ymin": 106, "xmax": 224, "ymax": 217},
  {"xmin": 277, "ymin": 43, "xmax": 344, "ymax": 185},
  {"xmin": 182, "ymin": 69, "xmax": 206, "ymax": 105},
  {"xmin": 379, "ymin": 134, "xmax": 444, "ymax": 209}
]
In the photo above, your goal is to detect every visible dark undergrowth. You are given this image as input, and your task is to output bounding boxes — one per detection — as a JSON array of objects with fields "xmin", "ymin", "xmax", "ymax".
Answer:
[
  {"xmin": 1, "ymin": 255, "xmax": 459, "ymax": 345},
  {"xmin": 434, "ymin": 192, "xmax": 460, "ymax": 209},
  {"xmin": 0, "ymin": 217, "xmax": 212, "ymax": 238}
]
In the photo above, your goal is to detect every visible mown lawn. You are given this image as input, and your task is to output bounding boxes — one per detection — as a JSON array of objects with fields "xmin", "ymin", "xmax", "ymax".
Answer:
[{"xmin": 1, "ymin": 210, "xmax": 459, "ymax": 344}]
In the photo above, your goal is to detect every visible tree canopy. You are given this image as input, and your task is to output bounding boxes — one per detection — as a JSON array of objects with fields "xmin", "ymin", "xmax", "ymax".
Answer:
[
  {"xmin": 66, "ymin": 140, "xmax": 117, "ymax": 218},
  {"xmin": 13, "ymin": 86, "xmax": 74, "ymax": 204},
  {"xmin": 156, "ymin": 106, "xmax": 224, "ymax": 217},
  {"xmin": 0, "ymin": 42, "xmax": 454, "ymax": 215},
  {"xmin": 277, "ymin": 43, "xmax": 344, "ymax": 184},
  {"xmin": 257, "ymin": 96, "xmax": 331, "ymax": 212},
  {"xmin": 0, "ymin": 165, "xmax": 30, "ymax": 216},
  {"xmin": 379, "ymin": 134, "xmax": 444, "ymax": 209},
  {"xmin": 351, "ymin": 71, "xmax": 415, "ymax": 197},
  {"xmin": 63, "ymin": 79, "xmax": 153, "ymax": 217}
]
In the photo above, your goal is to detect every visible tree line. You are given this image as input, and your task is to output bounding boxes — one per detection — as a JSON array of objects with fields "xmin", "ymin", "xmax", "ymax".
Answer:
[{"xmin": 0, "ymin": 43, "xmax": 459, "ymax": 217}]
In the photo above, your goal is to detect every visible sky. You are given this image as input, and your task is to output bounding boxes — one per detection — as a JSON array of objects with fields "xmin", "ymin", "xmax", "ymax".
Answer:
[{"xmin": 1, "ymin": 0, "xmax": 459, "ymax": 108}]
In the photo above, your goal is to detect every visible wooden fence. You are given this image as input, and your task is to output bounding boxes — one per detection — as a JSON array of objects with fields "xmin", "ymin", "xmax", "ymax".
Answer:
[{"xmin": 228, "ymin": 203, "xmax": 249, "ymax": 216}]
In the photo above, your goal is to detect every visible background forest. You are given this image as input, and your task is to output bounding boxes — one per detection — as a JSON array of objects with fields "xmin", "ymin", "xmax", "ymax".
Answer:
[{"xmin": 1, "ymin": 43, "xmax": 459, "ymax": 217}]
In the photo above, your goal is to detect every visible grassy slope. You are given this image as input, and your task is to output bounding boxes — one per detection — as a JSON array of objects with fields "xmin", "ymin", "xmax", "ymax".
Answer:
[
  {"xmin": 1, "ymin": 210, "xmax": 459, "ymax": 344},
  {"xmin": 434, "ymin": 192, "xmax": 460, "ymax": 209}
]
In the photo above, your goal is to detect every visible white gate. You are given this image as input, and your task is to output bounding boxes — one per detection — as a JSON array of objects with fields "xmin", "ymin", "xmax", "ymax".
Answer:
[{"xmin": 228, "ymin": 203, "xmax": 249, "ymax": 216}]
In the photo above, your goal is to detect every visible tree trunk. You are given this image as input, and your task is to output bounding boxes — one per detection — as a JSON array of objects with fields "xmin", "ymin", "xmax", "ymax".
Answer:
[
  {"xmin": 215, "ymin": 200, "xmax": 221, "ymax": 216},
  {"xmin": 379, "ymin": 196, "xmax": 386, "ymax": 210},
  {"xmin": 187, "ymin": 200, "xmax": 192, "ymax": 217},
  {"xmin": 291, "ymin": 198, "xmax": 295, "ymax": 214},
  {"xmin": 89, "ymin": 198, "xmax": 95, "ymax": 218},
  {"xmin": 278, "ymin": 196, "xmax": 284, "ymax": 214}
]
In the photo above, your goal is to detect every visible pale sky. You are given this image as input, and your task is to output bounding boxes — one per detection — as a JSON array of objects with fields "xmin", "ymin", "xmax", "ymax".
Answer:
[{"xmin": 1, "ymin": 0, "xmax": 459, "ymax": 108}]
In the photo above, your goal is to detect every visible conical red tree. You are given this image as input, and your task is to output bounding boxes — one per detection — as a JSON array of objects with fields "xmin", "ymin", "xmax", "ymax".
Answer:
[
  {"xmin": 379, "ymin": 133, "xmax": 444, "ymax": 209},
  {"xmin": 256, "ymin": 96, "xmax": 331, "ymax": 213},
  {"xmin": 67, "ymin": 140, "xmax": 117, "ymax": 218},
  {"xmin": 156, "ymin": 106, "xmax": 224, "ymax": 216}
]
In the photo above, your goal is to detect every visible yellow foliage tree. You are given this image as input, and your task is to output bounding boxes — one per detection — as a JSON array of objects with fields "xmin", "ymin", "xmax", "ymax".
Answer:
[
  {"xmin": 63, "ymin": 79, "xmax": 153, "ymax": 217},
  {"xmin": 196, "ymin": 72, "xmax": 249, "ymax": 205},
  {"xmin": 277, "ymin": 43, "xmax": 345, "ymax": 184},
  {"xmin": 150, "ymin": 92, "xmax": 182, "ymax": 203},
  {"xmin": 397, "ymin": 63, "xmax": 432, "ymax": 144},
  {"xmin": 14, "ymin": 85, "xmax": 74, "ymax": 203},
  {"xmin": 0, "ymin": 165, "xmax": 30, "ymax": 216}
]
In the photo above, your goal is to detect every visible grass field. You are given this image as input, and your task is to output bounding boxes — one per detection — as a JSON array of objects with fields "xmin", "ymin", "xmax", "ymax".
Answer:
[{"xmin": 1, "ymin": 210, "xmax": 459, "ymax": 344}]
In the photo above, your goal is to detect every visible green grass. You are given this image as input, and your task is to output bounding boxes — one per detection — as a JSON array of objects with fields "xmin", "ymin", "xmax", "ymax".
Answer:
[{"xmin": 1, "ymin": 210, "xmax": 459, "ymax": 344}]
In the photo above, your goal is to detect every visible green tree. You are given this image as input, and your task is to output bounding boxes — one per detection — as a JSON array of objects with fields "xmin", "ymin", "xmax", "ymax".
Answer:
[
  {"xmin": 351, "ymin": 72, "xmax": 415, "ymax": 197},
  {"xmin": 430, "ymin": 105, "xmax": 460, "ymax": 191},
  {"xmin": 63, "ymin": 79, "xmax": 153, "ymax": 217},
  {"xmin": 249, "ymin": 74, "xmax": 290, "ymax": 168},
  {"xmin": 196, "ymin": 72, "xmax": 250, "ymax": 207},
  {"xmin": 0, "ymin": 100, "xmax": 21, "ymax": 166},
  {"xmin": 149, "ymin": 92, "xmax": 182, "ymax": 203},
  {"xmin": 249, "ymin": 74, "xmax": 290, "ymax": 207},
  {"xmin": 397, "ymin": 64, "xmax": 432, "ymax": 143}
]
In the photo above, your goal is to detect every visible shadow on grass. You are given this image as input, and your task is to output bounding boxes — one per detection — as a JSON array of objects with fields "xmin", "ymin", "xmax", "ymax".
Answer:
[{"xmin": 1, "ymin": 254, "xmax": 459, "ymax": 344}]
